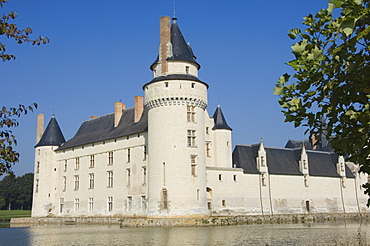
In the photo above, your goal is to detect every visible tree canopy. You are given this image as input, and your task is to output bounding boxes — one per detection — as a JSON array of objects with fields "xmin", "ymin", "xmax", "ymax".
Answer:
[
  {"xmin": 274, "ymin": 0, "xmax": 369, "ymax": 202},
  {"xmin": 0, "ymin": 0, "xmax": 49, "ymax": 61},
  {"xmin": 0, "ymin": 173, "xmax": 34, "ymax": 210}
]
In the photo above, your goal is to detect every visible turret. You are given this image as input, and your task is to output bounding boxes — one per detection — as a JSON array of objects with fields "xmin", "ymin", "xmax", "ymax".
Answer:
[
  {"xmin": 212, "ymin": 105, "xmax": 233, "ymax": 168},
  {"xmin": 32, "ymin": 115, "xmax": 65, "ymax": 217},
  {"xmin": 145, "ymin": 16, "xmax": 208, "ymax": 217}
]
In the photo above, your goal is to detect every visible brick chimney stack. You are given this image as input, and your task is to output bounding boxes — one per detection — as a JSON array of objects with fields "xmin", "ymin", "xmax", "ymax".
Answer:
[
  {"xmin": 114, "ymin": 102, "xmax": 126, "ymax": 127},
  {"xmin": 36, "ymin": 114, "xmax": 44, "ymax": 144},
  {"xmin": 159, "ymin": 16, "xmax": 171, "ymax": 75},
  {"xmin": 134, "ymin": 96, "xmax": 144, "ymax": 123}
]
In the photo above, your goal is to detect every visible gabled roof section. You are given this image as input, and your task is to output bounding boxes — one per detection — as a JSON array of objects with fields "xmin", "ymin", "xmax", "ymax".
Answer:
[
  {"xmin": 58, "ymin": 107, "xmax": 148, "ymax": 150},
  {"xmin": 265, "ymin": 147, "xmax": 302, "ymax": 175},
  {"xmin": 232, "ymin": 145, "xmax": 260, "ymax": 174},
  {"xmin": 212, "ymin": 105, "xmax": 232, "ymax": 130},
  {"xmin": 35, "ymin": 115, "xmax": 65, "ymax": 147}
]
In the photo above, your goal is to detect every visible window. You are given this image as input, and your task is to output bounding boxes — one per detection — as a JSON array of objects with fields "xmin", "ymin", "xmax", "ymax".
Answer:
[
  {"xmin": 127, "ymin": 148, "xmax": 131, "ymax": 163},
  {"xmin": 222, "ymin": 200, "xmax": 226, "ymax": 207},
  {"xmin": 38, "ymin": 149, "xmax": 40, "ymax": 156},
  {"xmin": 165, "ymin": 82, "xmax": 169, "ymax": 87},
  {"xmin": 218, "ymin": 174, "xmax": 222, "ymax": 181},
  {"xmin": 127, "ymin": 169, "xmax": 131, "ymax": 186},
  {"xmin": 143, "ymin": 146, "xmax": 147, "ymax": 161},
  {"xmin": 75, "ymin": 198, "xmax": 79, "ymax": 211},
  {"xmin": 206, "ymin": 142, "xmax": 211, "ymax": 157},
  {"xmin": 187, "ymin": 106, "xmax": 195, "ymax": 122},
  {"xmin": 141, "ymin": 196, "xmax": 146, "ymax": 211},
  {"xmin": 187, "ymin": 130, "xmax": 196, "ymax": 147},
  {"xmin": 89, "ymin": 173, "xmax": 94, "ymax": 189},
  {"xmin": 303, "ymin": 159, "xmax": 307, "ymax": 169},
  {"xmin": 60, "ymin": 198, "xmax": 64, "ymax": 213},
  {"xmin": 127, "ymin": 196, "xmax": 132, "ymax": 212},
  {"xmin": 197, "ymin": 189, "xmax": 200, "ymax": 201},
  {"xmin": 108, "ymin": 197, "xmax": 113, "ymax": 212},
  {"xmin": 107, "ymin": 171, "xmax": 113, "ymax": 188},
  {"xmin": 35, "ymin": 179, "xmax": 39, "ymax": 193},
  {"xmin": 185, "ymin": 66, "xmax": 189, "ymax": 74},
  {"xmin": 233, "ymin": 175, "xmax": 237, "ymax": 181},
  {"xmin": 89, "ymin": 155, "xmax": 95, "ymax": 168},
  {"xmin": 162, "ymin": 189, "xmax": 168, "ymax": 210},
  {"xmin": 74, "ymin": 175, "xmax": 79, "ymax": 190},
  {"xmin": 89, "ymin": 198, "xmax": 94, "ymax": 212},
  {"xmin": 261, "ymin": 156, "xmax": 265, "ymax": 167},
  {"xmin": 36, "ymin": 162, "xmax": 40, "ymax": 173},
  {"xmin": 261, "ymin": 173, "xmax": 267, "ymax": 186},
  {"xmin": 191, "ymin": 155, "xmax": 197, "ymax": 176},
  {"xmin": 304, "ymin": 175, "xmax": 309, "ymax": 187},
  {"xmin": 342, "ymin": 177, "xmax": 346, "ymax": 188},
  {"xmin": 64, "ymin": 160, "xmax": 67, "ymax": 172},
  {"xmin": 108, "ymin": 151, "xmax": 113, "ymax": 165},
  {"xmin": 191, "ymin": 83, "xmax": 195, "ymax": 88},
  {"xmin": 75, "ymin": 157, "xmax": 80, "ymax": 170},
  {"xmin": 206, "ymin": 127, "xmax": 209, "ymax": 134},
  {"xmin": 142, "ymin": 167, "xmax": 147, "ymax": 185},
  {"xmin": 63, "ymin": 176, "xmax": 66, "ymax": 191}
]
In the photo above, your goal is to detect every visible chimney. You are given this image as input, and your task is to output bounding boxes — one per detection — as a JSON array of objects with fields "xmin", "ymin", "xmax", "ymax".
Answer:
[
  {"xmin": 134, "ymin": 96, "xmax": 144, "ymax": 123},
  {"xmin": 90, "ymin": 116, "xmax": 98, "ymax": 119},
  {"xmin": 159, "ymin": 16, "xmax": 171, "ymax": 75},
  {"xmin": 36, "ymin": 114, "xmax": 44, "ymax": 144},
  {"xmin": 114, "ymin": 102, "xmax": 126, "ymax": 127},
  {"xmin": 311, "ymin": 134, "xmax": 317, "ymax": 150}
]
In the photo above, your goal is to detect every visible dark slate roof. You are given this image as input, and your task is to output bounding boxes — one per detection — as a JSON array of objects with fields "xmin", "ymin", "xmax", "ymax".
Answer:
[
  {"xmin": 285, "ymin": 139, "xmax": 313, "ymax": 150},
  {"xmin": 150, "ymin": 18, "xmax": 200, "ymax": 70},
  {"xmin": 232, "ymin": 144, "xmax": 355, "ymax": 178},
  {"xmin": 212, "ymin": 106, "xmax": 232, "ymax": 130},
  {"xmin": 35, "ymin": 115, "xmax": 66, "ymax": 147},
  {"xmin": 58, "ymin": 107, "xmax": 148, "ymax": 150},
  {"xmin": 232, "ymin": 145, "xmax": 260, "ymax": 174},
  {"xmin": 265, "ymin": 147, "xmax": 302, "ymax": 175},
  {"xmin": 143, "ymin": 74, "xmax": 208, "ymax": 89}
]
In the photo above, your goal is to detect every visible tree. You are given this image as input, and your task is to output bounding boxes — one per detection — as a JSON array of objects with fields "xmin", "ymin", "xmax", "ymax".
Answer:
[
  {"xmin": 1, "ymin": 0, "xmax": 49, "ymax": 61},
  {"xmin": 274, "ymin": 0, "xmax": 369, "ymax": 202},
  {"xmin": 1, "ymin": 104, "xmax": 37, "ymax": 176},
  {"xmin": 0, "ymin": 173, "xmax": 34, "ymax": 210}
]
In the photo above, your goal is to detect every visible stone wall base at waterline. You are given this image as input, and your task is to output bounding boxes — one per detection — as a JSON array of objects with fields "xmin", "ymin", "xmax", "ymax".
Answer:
[{"xmin": 10, "ymin": 213, "xmax": 370, "ymax": 227}]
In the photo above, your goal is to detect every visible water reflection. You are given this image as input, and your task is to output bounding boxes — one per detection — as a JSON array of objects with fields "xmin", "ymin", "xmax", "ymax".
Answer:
[{"xmin": 1, "ymin": 221, "xmax": 369, "ymax": 245}]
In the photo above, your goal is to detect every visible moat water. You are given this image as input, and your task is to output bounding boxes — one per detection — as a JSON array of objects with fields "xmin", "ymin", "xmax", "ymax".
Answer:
[{"xmin": 0, "ymin": 221, "xmax": 369, "ymax": 245}]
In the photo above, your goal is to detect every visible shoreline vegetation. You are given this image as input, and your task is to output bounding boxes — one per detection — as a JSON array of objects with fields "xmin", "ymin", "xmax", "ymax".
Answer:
[{"xmin": 0, "ymin": 210, "xmax": 31, "ymax": 222}]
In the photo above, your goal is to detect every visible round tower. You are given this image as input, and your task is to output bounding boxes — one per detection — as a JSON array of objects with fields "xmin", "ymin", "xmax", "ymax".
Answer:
[
  {"xmin": 144, "ymin": 16, "xmax": 209, "ymax": 217},
  {"xmin": 32, "ymin": 114, "xmax": 65, "ymax": 217}
]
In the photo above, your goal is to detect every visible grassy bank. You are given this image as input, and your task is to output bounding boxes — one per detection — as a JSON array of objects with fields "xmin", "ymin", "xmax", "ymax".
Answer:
[{"xmin": 0, "ymin": 210, "xmax": 31, "ymax": 222}]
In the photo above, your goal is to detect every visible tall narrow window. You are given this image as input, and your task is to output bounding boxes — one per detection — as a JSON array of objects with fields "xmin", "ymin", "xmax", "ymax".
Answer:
[
  {"xmin": 185, "ymin": 66, "xmax": 189, "ymax": 74},
  {"xmin": 141, "ymin": 196, "xmax": 146, "ymax": 211},
  {"xmin": 261, "ymin": 173, "xmax": 267, "ymax": 186},
  {"xmin": 206, "ymin": 142, "xmax": 211, "ymax": 157},
  {"xmin": 63, "ymin": 176, "xmax": 66, "ymax": 191},
  {"xmin": 143, "ymin": 146, "xmax": 147, "ymax": 161},
  {"xmin": 142, "ymin": 167, "xmax": 147, "ymax": 185},
  {"xmin": 162, "ymin": 189, "xmax": 168, "ymax": 210},
  {"xmin": 218, "ymin": 174, "xmax": 222, "ymax": 181},
  {"xmin": 89, "ymin": 173, "xmax": 94, "ymax": 189},
  {"xmin": 127, "ymin": 148, "xmax": 131, "ymax": 163},
  {"xmin": 60, "ymin": 198, "xmax": 64, "ymax": 213},
  {"xmin": 108, "ymin": 197, "xmax": 113, "ymax": 212},
  {"xmin": 89, "ymin": 155, "xmax": 95, "ymax": 168},
  {"xmin": 74, "ymin": 175, "xmax": 79, "ymax": 190},
  {"xmin": 187, "ymin": 106, "xmax": 195, "ymax": 122},
  {"xmin": 108, "ymin": 151, "xmax": 113, "ymax": 165},
  {"xmin": 127, "ymin": 196, "xmax": 132, "ymax": 211},
  {"xmin": 35, "ymin": 179, "xmax": 39, "ymax": 193},
  {"xmin": 107, "ymin": 171, "xmax": 113, "ymax": 188},
  {"xmin": 75, "ymin": 157, "xmax": 80, "ymax": 170},
  {"xmin": 127, "ymin": 168, "xmax": 131, "ymax": 186},
  {"xmin": 36, "ymin": 162, "xmax": 40, "ymax": 173},
  {"xmin": 74, "ymin": 198, "xmax": 79, "ymax": 212},
  {"xmin": 191, "ymin": 155, "xmax": 197, "ymax": 176},
  {"xmin": 89, "ymin": 198, "xmax": 94, "ymax": 212},
  {"xmin": 187, "ymin": 130, "xmax": 196, "ymax": 147},
  {"xmin": 64, "ymin": 160, "xmax": 67, "ymax": 172}
]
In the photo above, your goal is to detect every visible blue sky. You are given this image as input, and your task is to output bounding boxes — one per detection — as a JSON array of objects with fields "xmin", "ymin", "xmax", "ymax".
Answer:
[{"xmin": 1, "ymin": 0, "xmax": 329, "ymax": 176}]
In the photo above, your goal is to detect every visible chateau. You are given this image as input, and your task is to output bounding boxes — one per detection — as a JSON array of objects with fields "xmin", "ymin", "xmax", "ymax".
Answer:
[{"xmin": 32, "ymin": 16, "xmax": 369, "ymax": 218}]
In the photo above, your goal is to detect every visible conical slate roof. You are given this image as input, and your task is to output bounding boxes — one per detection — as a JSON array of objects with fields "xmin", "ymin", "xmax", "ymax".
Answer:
[
  {"xmin": 150, "ymin": 18, "xmax": 200, "ymax": 70},
  {"xmin": 212, "ymin": 105, "xmax": 232, "ymax": 130},
  {"xmin": 35, "ymin": 115, "xmax": 65, "ymax": 147}
]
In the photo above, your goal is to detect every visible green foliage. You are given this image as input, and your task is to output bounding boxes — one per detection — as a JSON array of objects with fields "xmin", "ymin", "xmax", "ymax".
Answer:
[
  {"xmin": 0, "ymin": 173, "xmax": 34, "ymax": 210},
  {"xmin": 275, "ymin": 0, "xmax": 369, "ymax": 201},
  {"xmin": 0, "ymin": 104, "xmax": 37, "ymax": 176},
  {"xmin": 0, "ymin": 0, "xmax": 49, "ymax": 61}
]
